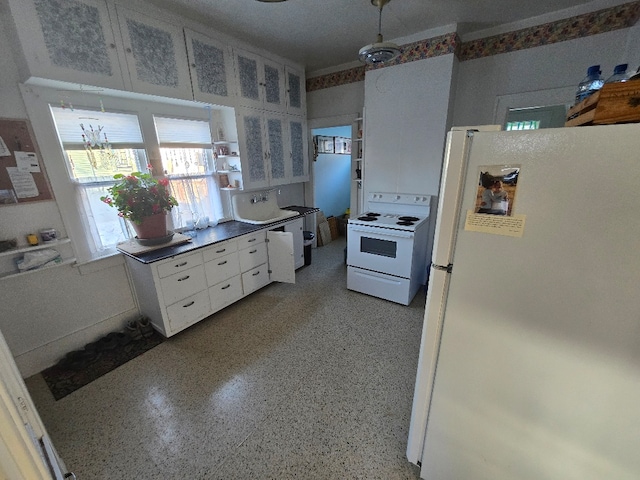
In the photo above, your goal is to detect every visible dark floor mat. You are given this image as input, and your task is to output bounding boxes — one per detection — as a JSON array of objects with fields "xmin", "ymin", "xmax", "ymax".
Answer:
[{"xmin": 41, "ymin": 332, "xmax": 164, "ymax": 400}]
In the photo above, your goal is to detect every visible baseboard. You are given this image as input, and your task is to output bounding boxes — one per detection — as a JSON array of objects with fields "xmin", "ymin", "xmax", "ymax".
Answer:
[{"xmin": 15, "ymin": 309, "xmax": 139, "ymax": 379}]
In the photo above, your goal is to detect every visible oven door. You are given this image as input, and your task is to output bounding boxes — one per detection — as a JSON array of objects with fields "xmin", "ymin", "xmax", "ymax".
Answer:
[{"xmin": 347, "ymin": 223, "xmax": 415, "ymax": 278}]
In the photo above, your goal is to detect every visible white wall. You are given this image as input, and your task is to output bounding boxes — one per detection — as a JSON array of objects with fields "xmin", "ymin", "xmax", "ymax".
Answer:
[
  {"xmin": 307, "ymin": 81, "xmax": 364, "ymax": 121},
  {"xmin": 453, "ymin": 26, "xmax": 640, "ymax": 126},
  {"xmin": 363, "ymin": 54, "xmax": 457, "ymax": 198}
]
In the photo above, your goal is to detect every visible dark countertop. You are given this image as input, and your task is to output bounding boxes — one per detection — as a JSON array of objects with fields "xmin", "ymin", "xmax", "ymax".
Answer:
[{"xmin": 121, "ymin": 206, "xmax": 319, "ymax": 264}]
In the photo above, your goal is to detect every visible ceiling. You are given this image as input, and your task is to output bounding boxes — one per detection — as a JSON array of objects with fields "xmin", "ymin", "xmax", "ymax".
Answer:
[{"xmin": 144, "ymin": 0, "xmax": 624, "ymax": 73}]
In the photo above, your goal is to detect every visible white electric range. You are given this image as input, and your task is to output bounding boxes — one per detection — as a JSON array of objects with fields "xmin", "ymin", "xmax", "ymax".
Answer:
[{"xmin": 347, "ymin": 192, "xmax": 436, "ymax": 305}]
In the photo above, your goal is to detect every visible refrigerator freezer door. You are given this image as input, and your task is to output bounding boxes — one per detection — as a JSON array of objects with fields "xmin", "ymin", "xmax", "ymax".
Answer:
[
  {"xmin": 421, "ymin": 124, "xmax": 640, "ymax": 480},
  {"xmin": 406, "ymin": 266, "xmax": 450, "ymax": 463}
]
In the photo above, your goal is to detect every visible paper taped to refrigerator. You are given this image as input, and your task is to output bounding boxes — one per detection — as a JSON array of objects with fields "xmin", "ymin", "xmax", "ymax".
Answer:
[{"xmin": 464, "ymin": 211, "xmax": 525, "ymax": 237}]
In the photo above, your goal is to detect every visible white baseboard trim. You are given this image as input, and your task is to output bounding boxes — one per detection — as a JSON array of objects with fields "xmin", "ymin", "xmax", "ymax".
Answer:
[{"xmin": 15, "ymin": 309, "xmax": 140, "ymax": 379}]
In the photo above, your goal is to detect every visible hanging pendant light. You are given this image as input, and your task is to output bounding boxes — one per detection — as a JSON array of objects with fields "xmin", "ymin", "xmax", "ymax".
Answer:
[{"xmin": 358, "ymin": 0, "xmax": 401, "ymax": 65}]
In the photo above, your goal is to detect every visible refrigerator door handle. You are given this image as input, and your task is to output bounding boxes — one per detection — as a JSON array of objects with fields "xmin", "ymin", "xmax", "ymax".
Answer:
[{"xmin": 432, "ymin": 263, "xmax": 453, "ymax": 273}]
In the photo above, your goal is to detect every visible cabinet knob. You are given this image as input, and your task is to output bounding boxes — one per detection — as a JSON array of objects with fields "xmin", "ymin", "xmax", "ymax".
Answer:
[
  {"xmin": 109, "ymin": 43, "xmax": 116, "ymax": 49},
  {"xmin": 191, "ymin": 63, "xmax": 196, "ymax": 68},
  {"xmin": 126, "ymin": 47, "xmax": 132, "ymax": 53}
]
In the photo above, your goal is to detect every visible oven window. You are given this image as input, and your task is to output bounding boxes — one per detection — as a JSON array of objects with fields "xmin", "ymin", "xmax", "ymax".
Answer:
[{"xmin": 360, "ymin": 237, "xmax": 397, "ymax": 258}]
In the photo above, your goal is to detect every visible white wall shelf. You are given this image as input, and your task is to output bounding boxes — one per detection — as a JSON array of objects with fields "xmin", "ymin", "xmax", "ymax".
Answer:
[{"xmin": 0, "ymin": 238, "xmax": 76, "ymax": 280}]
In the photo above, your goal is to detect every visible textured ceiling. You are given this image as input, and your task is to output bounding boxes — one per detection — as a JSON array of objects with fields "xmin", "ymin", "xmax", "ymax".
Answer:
[{"xmin": 144, "ymin": 0, "xmax": 631, "ymax": 72}]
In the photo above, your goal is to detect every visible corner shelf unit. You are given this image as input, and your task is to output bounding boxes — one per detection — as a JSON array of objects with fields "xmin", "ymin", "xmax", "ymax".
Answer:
[
  {"xmin": 350, "ymin": 113, "xmax": 365, "ymax": 216},
  {"xmin": 213, "ymin": 140, "xmax": 243, "ymax": 190},
  {"xmin": 0, "ymin": 238, "xmax": 76, "ymax": 280}
]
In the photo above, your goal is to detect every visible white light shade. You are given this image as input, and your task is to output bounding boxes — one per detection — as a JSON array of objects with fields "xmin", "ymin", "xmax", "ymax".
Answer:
[{"xmin": 358, "ymin": 41, "xmax": 401, "ymax": 65}]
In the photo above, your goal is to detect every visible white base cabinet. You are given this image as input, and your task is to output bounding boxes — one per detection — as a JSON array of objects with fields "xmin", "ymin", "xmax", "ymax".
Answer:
[{"xmin": 125, "ymin": 224, "xmax": 297, "ymax": 337}]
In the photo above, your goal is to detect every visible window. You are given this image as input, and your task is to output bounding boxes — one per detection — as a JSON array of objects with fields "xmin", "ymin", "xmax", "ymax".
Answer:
[
  {"xmin": 153, "ymin": 116, "xmax": 223, "ymax": 229},
  {"xmin": 50, "ymin": 106, "xmax": 148, "ymax": 254},
  {"xmin": 504, "ymin": 105, "xmax": 567, "ymax": 130}
]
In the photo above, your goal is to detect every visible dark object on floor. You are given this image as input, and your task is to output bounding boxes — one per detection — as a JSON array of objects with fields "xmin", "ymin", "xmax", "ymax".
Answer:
[{"xmin": 41, "ymin": 331, "xmax": 164, "ymax": 400}]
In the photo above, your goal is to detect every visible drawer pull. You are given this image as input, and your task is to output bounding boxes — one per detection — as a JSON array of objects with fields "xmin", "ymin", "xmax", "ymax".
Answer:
[
  {"xmin": 183, "ymin": 301, "xmax": 195, "ymax": 308},
  {"xmin": 249, "ymin": 249, "xmax": 257, "ymax": 254},
  {"xmin": 177, "ymin": 275, "xmax": 190, "ymax": 282},
  {"xmin": 216, "ymin": 248, "xmax": 226, "ymax": 253},
  {"xmin": 175, "ymin": 261, "xmax": 188, "ymax": 267},
  {"xmin": 218, "ymin": 260, "xmax": 227, "ymax": 266},
  {"xmin": 252, "ymin": 270, "xmax": 260, "ymax": 276},
  {"xmin": 221, "ymin": 283, "xmax": 231, "ymax": 290},
  {"xmin": 247, "ymin": 238, "xmax": 257, "ymax": 243}
]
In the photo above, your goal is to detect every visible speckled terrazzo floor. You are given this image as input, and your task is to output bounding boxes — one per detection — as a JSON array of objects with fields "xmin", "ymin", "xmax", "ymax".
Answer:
[{"xmin": 25, "ymin": 238, "xmax": 425, "ymax": 479}]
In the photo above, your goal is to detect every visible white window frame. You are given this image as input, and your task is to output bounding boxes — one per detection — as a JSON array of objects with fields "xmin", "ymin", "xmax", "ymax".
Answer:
[{"xmin": 19, "ymin": 84, "xmax": 230, "ymax": 263}]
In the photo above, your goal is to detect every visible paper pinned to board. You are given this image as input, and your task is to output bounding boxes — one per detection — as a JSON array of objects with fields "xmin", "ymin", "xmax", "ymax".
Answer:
[
  {"xmin": 464, "ymin": 211, "xmax": 526, "ymax": 237},
  {"xmin": 15, "ymin": 151, "xmax": 41, "ymax": 173},
  {"xmin": 6, "ymin": 167, "xmax": 39, "ymax": 198},
  {"xmin": 0, "ymin": 136, "xmax": 10, "ymax": 156}
]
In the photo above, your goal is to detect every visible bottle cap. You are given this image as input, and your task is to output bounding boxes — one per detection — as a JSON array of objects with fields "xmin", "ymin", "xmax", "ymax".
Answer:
[
  {"xmin": 613, "ymin": 63, "xmax": 628, "ymax": 75},
  {"xmin": 587, "ymin": 65, "xmax": 601, "ymax": 75}
]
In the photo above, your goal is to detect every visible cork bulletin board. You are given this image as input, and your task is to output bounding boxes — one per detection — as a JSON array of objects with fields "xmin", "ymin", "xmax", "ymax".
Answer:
[{"xmin": 0, "ymin": 118, "xmax": 54, "ymax": 205}]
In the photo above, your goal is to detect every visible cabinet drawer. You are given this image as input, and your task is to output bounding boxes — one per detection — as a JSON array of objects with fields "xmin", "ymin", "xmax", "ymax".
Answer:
[
  {"xmin": 237, "ymin": 230, "xmax": 266, "ymax": 250},
  {"xmin": 209, "ymin": 275, "xmax": 243, "ymax": 312},
  {"xmin": 205, "ymin": 251, "xmax": 240, "ymax": 286},
  {"xmin": 242, "ymin": 265, "xmax": 270, "ymax": 294},
  {"xmin": 156, "ymin": 252, "xmax": 203, "ymax": 278},
  {"xmin": 239, "ymin": 242, "xmax": 268, "ymax": 273},
  {"xmin": 202, "ymin": 240, "xmax": 238, "ymax": 263},
  {"xmin": 166, "ymin": 290, "xmax": 211, "ymax": 333},
  {"xmin": 160, "ymin": 265, "xmax": 206, "ymax": 306}
]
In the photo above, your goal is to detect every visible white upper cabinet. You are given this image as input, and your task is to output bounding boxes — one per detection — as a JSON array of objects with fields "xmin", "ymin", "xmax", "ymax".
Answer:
[
  {"xmin": 234, "ymin": 48, "xmax": 285, "ymax": 112},
  {"xmin": 284, "ymin": 65, "xmax": 306, "ymax": 117},
  {"xmin": 7, "ymin": 0, "xmax": 126, "ymax": 90},
  {"xmin": 237, "ymin": 107, "xmax": 308, "ymax": 189},
  {"xmin": 184, "ymin": 28, "xmax": 234, "ymax": 107},
  {"xmin": 114, "ymin": 6, "xmax": 193, "ymax": 100}
]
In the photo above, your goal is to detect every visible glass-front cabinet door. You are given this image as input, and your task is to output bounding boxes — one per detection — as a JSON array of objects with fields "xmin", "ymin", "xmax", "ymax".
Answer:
[
  {"xmin": 184, "ymin": 28, "xmax": 234, "ymax": 107},
  {"xmin": 7, "ymin": 0, "xmax": 126, "ymax": 90},
  {"xmin": 237, "ymin": 108, "xmax": 270, "ymax": 190},
  {"xmin": 288, "ymin": 117, "xmax": 309, "ymax": 183},
  {"xmin": 265, "ymin": 113, "xmax": 287, "ymax": 186},
  {"xmin": 285, "ymin": 65, "xmax": 306, "ymax": 117},
  {"xmin": 115, "ymin": 6, "xmax": 192, "ymax": 100},
  {"xmin": 262, "ymin": 58, "xmax": 285, "ymax": 112}
]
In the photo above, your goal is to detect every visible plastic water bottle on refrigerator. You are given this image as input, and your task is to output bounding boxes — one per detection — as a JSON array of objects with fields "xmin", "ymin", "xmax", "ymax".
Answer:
[
  {"xmin": 575, "ymin": 65, "xmax": 604, "ymax": 104},
  {"xmin": 604, "ymin": 64, "xmax": 629, "ymax": 83}
]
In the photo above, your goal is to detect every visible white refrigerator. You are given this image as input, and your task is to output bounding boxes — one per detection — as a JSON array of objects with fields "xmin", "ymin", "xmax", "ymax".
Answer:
[{"xmin": 406, "ymin": 124, "xmax": 640, "ymax": 480}]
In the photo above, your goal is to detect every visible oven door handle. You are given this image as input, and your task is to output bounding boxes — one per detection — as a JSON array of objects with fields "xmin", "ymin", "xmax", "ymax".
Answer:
[{"xmin": 349, "ymin": 227, "xmax": 414, "ymax": 239}]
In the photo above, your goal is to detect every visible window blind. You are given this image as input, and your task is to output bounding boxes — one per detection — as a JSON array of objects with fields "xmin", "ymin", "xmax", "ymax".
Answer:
[
  {"xmin": 50, "ymin": 106, "xmax": 144, "ymax": 144},
  {"xmin": 154, "ymin": 116, "xmax": 212, "ymax": 145}
]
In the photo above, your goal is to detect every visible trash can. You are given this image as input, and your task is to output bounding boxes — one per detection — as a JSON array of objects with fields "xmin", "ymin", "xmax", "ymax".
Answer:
[{"xmin": 303, "ymin": 231, "xmax": 314, "ymax": 266}]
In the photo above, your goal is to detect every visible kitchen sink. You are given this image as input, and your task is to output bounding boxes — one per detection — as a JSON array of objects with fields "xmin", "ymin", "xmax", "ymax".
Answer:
[{"xmin": 232, "ymin": 190, "xmax": 298, "ymax": 224}]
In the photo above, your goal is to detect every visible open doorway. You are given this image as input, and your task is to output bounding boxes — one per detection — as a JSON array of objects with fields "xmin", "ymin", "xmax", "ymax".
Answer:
[{"xmin": 311, "ymin": 125, "xmax": 352, "ymax": 220}]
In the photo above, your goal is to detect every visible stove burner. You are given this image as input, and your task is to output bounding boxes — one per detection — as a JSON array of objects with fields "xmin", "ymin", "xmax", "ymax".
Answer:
[
  {"xmin": 357, "ymin": 216, "xmax": 378, "ymax": 221},
  {"xmin": 398, "ymin": 216, "xmax": 419, "ymax": 222},
  {"xmin": 365, "ymin": 212, "xmax": 380, "ymax": 217},
  {"xmin": 397, "ymin": 221, "xmax": 414, "ymax": 226}
]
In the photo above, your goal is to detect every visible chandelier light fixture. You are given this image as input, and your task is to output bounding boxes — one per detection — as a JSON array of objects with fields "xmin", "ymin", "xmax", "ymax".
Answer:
[{"xmin": 358, "ymin": 0, "xmax": 401, "ymax": 65}]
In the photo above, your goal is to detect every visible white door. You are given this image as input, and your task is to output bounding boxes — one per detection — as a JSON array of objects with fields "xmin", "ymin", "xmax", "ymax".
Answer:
[
  {"xmin": 266, "ymin": 231, "xmax": 295, "ymax": 284},
  {"xmin": 0, "ymin": 329, "xmax": 69, "ymax": 479}
]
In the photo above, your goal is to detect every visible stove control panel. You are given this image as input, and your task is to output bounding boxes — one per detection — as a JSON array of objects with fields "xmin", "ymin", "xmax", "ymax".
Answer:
[{"xmin": 368, "ymin": 192, "xmax": 431, "ymax": 205}]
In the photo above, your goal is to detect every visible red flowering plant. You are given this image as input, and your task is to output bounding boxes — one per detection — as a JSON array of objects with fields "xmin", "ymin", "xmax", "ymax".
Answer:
[{"xmin": 100, "ymin": 170, "xmax": 178, "ymax": 224}]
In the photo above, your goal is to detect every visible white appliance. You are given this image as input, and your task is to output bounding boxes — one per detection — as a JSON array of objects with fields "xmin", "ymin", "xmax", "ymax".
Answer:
[
  {"xmin": 347, "ymin": 192, "xmax": 435, "ymax": 305},
  {"xmin": 407, "ymin": 124, "xmax": 640, "ymax": 480}
]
